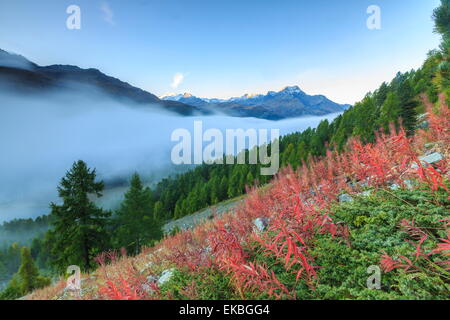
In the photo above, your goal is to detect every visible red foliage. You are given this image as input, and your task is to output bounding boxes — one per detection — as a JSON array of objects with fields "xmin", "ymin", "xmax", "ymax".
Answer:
[
  {"xmin": 432, "ymin": 234, "xmax": 450, "ymax": 271},
  {"xmin": 432, "ymin": 235, "xmax": 450, "ymax": 256},
  {"xmin": 208, "ymin": 221, "xmax": 245, "ymax": 263},
  {"xmin": 251, "ymin": 198, "xmax": 328, "ymax": 287},
  {"xmin": 421, "ymin": 94, "xmax": 450, "ymax": 142},
  {"xmin": 380, "ymin": 253, "xmax": 421, "ymax": 273},
  {"xmin": 221, "ymin": 259, "xmax": 292, "ymax": 299},
  {"xmin": 95, "ymin": 249, "xmax": 126, "ymax": 268},
  {"xmin": 416, "ymin": 165, "xmax": 449, "ymax": 192},
  {"xmin": 99, "ymin": 277, "xmax": 143, "ymax": 300}
]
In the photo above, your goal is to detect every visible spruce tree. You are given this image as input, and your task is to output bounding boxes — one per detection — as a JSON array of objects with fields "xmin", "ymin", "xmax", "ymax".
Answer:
[
  {"xmin": 17, "ymin": 247, "xmax": 40, "ymax": 294},
  {"xmin": 246, "ymin": 171, "xmax": 254, "ymax": 187},
  {"xmin": 375, "ymin": 82, "xmax": 389, "ymax": 106},
  {"xmin": 379, "ymin": 91, "xmax": 401, "ymax": 130},
  {"xmin": 397, "ymin": 80, "xmax": 418, "ymax": 135},
  {"xmin": 219, "ymin": 176, "xmax": 228, "ymax": 201},
  {"xmin": 433, "ymin": 0, "xmax": 450, "ymax": 40},
  {"xmin": 114, "ymin": 173, "xmax": 162, "ymax": 254},
  {"xmin": 228, "ymin": 168, "xmax": 241, "ymax": 198},
  {"xmin": 210, "ymin": 176, "xmax": 220, "ymax": 204},
  {"xmin": 46, "ymin": 160, "xmax": 110, "ymax": 272},
  {"xmin": 1, "ymin": 247, "xmax": 50, "ymax": 299},
  {"xmin": 153, "ymin": 201, "xmax": 164, "ymax": 219}
]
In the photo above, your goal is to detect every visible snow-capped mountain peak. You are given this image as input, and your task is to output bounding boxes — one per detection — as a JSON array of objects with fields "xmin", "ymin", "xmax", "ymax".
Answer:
[
  {"xmin": 160, "ymin": 92, "xmax": 177, "ymax": 99},
  {"xmin": 279, "ymin": 85, "xmax": 304, "ymax": 95},
  {"xmin": 160, "ymin": 85, "xmax": 350, "ymax": 120},
  {"xmin": 161, "ymin": 92, "xmax": 194, "ymax": 100}
]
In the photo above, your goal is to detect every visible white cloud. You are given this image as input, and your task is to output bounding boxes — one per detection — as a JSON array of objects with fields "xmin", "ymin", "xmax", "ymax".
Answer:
[
  {"xmin": 171, "ymin": 73, "xmax": 184, "ymax": 89},
  {"xmin": 100, "ymin": 1, "xmax": 115, "ymax": 25}
]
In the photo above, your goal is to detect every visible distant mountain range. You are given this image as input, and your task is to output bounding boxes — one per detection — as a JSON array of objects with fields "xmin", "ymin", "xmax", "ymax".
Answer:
[
  {"xmin": 162, "ymin": 86, "xmax": 350, "ymax": 120},
  {"xmin": 0, "ymin": 49, "xmax": 349, "ymax": 119},
  {"xmin": 0, "ymin": 49, "xmax": 207, "ymax": 116}
]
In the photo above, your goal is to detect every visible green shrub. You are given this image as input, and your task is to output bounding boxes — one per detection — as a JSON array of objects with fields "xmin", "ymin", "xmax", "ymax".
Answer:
[{"xmin": 159, "ymin": 268, "xmax": 237, "ymax": 300}]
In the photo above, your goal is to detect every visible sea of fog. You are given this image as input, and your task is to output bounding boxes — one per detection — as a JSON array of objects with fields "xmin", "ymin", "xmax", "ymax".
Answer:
[{"xmin": 0, "ymin": 90, "xmax": 341, "ymax": 223}]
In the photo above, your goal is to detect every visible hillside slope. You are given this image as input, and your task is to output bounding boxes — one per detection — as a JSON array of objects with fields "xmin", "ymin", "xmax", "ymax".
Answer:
[{"xmin": 25, "ymin": 97, "xmax": 449, "ymax": 300}]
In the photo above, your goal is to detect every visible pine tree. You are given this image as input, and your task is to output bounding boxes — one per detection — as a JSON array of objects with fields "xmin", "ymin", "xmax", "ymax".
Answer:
[
  {"xmin": 296, "ymin": 140, "xmax": 308, "ymax": 164},
  {"xmin": 219, "ymin": 176, "xmax": 228, "ymax": 201},
  {"xmin": 46, "ymin": 160, "xmax": 110, "ymax": 272},
  {"xmin": 1, "ymin": 247, "xmax": 50, "ymax": 299},
  {"xmin": 0, "ymin": 276, "xmax": 21, "ymax": 300},
  {"xmin": 153, "ymin": 201, "xmax": 164, "ymax": 219},
  {"xmin": 210, "ymin": 176, "xmax": 220, "ymax": 204},
  {"xmin": 199, "ymin": 183, "xmax": 209, "ymax": 207},
  {"xmin": 181, "ymin": 199, "xmax": 188, "ymax": 217},
  {"xmin": 397, "ymin": 80, "xmax": 418, "ymax": 135},
  {"xmin": 379, "ymin": 91, "xmax": 401, "ymax": 130},
  {"xmin": 433, "ymin": 0, "xmax": 450, "ymax": 99},
  {"xmin": 375, "ymin": 82, "xmax": 389, "ymax": 106},
  {"xmin": 246, "ymin": 171, "xmax": 254, "ymax": 187},
  {"xmin": 282, "ymin": 143, "xmax": 294, "ymax": 166},
  {"xmin": 114, "ymin": 173, "xmax": 162, "ymax": 255},
  {"xmin": 433, "ymin": 0, "xmax": 450, "ymax": 40},
  {"xmin": 17, "ymin": 247, "xmax": 40, "ymax": 294}
]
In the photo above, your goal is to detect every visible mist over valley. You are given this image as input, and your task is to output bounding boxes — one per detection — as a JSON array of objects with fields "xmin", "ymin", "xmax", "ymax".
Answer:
[{"xmin": 0, "ymin": 84, "xmax": 341, "ymax": 223}]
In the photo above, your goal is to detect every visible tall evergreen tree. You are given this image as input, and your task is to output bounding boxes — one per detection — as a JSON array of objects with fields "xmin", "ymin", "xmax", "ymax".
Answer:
[
  {"xmin": 17, "ymin": 247, "xmax": 47, "ymax": 294},
  {"xmin": 219, "ymin": 176, "xmax": 228, "ymax": 201},
  {"xmin": 433, "ymin": 0, "xmax": 450, "ymax": 99},
  {"xmin": 153, "ymin": 201, "xmax": 164, "ymax": 220},
  {"xmin": 114, "ymin": 173, "xmax": 162, "ymax": 254},
  {"xmin": 0, "ymin": 247, "xmax": 50, "ymax": 300},
  {"xmin": 375, "ymin": 82, "xmax": 389, "ymax": 107},
  {"xmin": 397, "ymin": 80, "xmax": 418, "ymax": 134},
  {"xmin": 246, "ymin": 171, "xmax": 254, "ymax": 187},
  {"xmin": 209, "ymin": 176, "xmax": 220, "ymax": 204},
  {"xmin": 433, "ymin": 0, "xmax": 450, "ymax": 40},
  {"xmin": 379, "ymin": 91, "xmax": 401, "ymax": 130},
  {"xmin": 46, "ymin": 160, "xmax": 110, "ymax": 272}
]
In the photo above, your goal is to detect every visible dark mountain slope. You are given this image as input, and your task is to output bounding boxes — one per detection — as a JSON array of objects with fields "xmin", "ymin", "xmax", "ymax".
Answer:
[{"xmin": 0, "ymin": 49, "xmax": 207, "ymax": 116}]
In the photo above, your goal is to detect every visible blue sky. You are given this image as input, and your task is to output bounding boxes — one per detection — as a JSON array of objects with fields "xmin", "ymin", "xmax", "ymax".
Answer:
[{"xmin": 0, "ymin": 0, "xmax": 441, "ymax": 104}]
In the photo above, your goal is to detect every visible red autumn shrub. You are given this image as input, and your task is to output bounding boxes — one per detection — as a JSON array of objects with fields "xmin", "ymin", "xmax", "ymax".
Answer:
[{"xmin": 99, "ymin": 277, "xmax": 143, "ymax": 300}]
